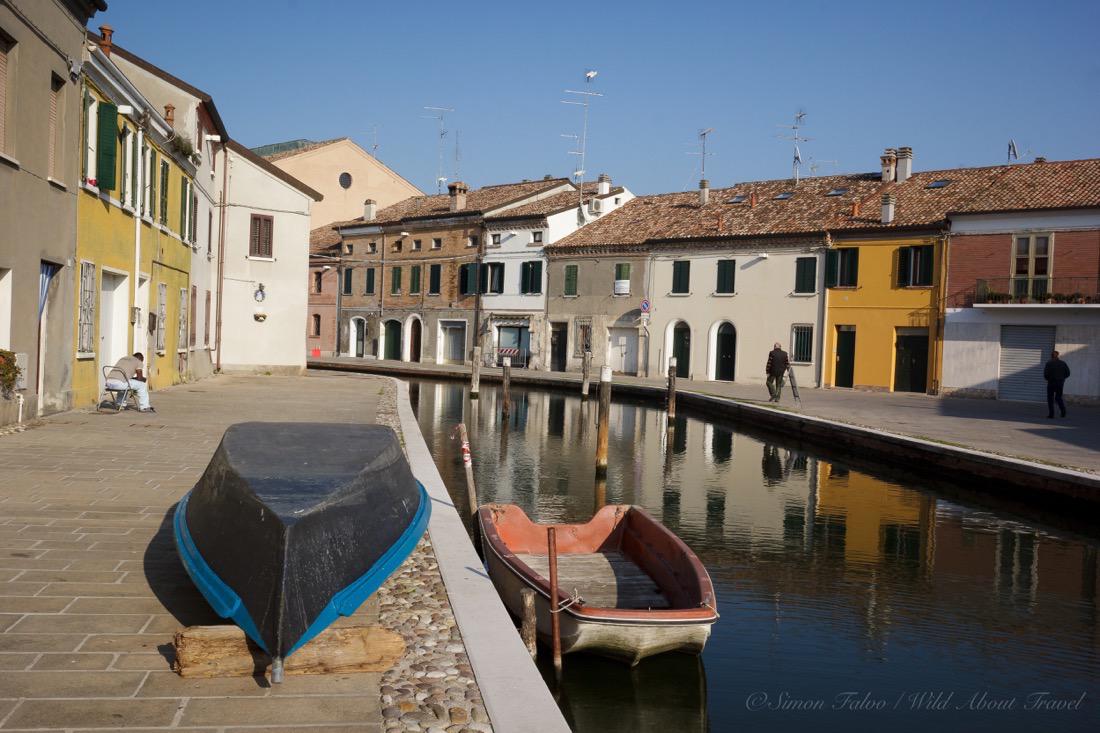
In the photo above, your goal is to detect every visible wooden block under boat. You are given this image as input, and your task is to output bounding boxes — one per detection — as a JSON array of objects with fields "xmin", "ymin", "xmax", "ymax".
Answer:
[{"xmin": 173, "ymin": 624, "xmax": 405, "ymax": 678}]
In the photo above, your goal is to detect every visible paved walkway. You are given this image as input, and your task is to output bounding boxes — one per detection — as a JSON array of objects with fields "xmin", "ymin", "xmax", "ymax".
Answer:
[
  {"xmin": 311, "ymin": 357, "xmax": 1100, "ymax": 474},
  {"xmin": 0, "ymin": 373, "xmax": 393, "ymax": 732}
]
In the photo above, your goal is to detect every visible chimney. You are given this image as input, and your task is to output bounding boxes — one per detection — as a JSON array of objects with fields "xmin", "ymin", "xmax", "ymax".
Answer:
[
  {"xmin": 881, "ymin": 147, "xmax": 897, "ymax": 182},
  {"xmin": 598, "ymin": 173, "xmax": 611, "ymax": 196},
  {"xmin": 448, "ymin": 181, "xmax": 468, "ymax": 212},
  {"xmin": 699, "ymin": 179, "xmax": 710, "ymax": 206},
  {"xmin": 896, "ymin": 146, "xmax": 913, "ymax": 182},
  {"xmin": 749, "ymin": 191, "xmax": 758, "ymax": 208},
  {"xmin": 98, "ymin": 24, "xmax": 113, "ymax": 56},
  {"xmin": 881, "ymin": 193, "xmax": 896, "ymax": 225},
  {"xmin": 363, "ymin": 199, "xmax": 376, "ymax": 222},
  {"xmin": 851, "ymin": 200, "xmax": 862, "ymax": 218},
  {"xmin": 164, "ymin": 104, "xmax": 175, "ymax": 125}
]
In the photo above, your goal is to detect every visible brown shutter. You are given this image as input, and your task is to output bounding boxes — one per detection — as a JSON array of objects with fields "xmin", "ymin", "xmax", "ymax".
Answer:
[
  {"xmin": 47, "ymin": 79, "xmax": 59, "ymax": 177},
  {"xmin": 261, "ymin": 216, "xmax": 273, "ymax": 257},
  {"xmin": 189, "ymin": 285, "xmax": 197, "ymax": 347},
  {"xmin": 0, "ymin": 43, "xmax": 7, "ymax": 151},
  {"xmin": 249, "ymin": 215, "xmax": 260, "ymax": 256},
  {"xmin": 204, "ymin": 290, "xmax": 211, "ymax": 345}
]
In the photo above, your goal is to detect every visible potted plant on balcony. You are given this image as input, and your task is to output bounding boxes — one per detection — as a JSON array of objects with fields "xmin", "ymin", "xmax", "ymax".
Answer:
[{"xmin": 1071, "ymin": 292, "xmax": 1086, "ymax": 304}]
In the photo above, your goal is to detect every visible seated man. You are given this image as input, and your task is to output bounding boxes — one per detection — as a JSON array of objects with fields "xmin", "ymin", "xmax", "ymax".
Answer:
[{"xmin": 106, "ymin": 352, "xmax": 155, "ymax": 413}]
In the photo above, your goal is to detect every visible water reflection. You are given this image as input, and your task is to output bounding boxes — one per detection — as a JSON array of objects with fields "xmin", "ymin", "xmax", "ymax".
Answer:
[{"xmin": 413, "ymin": 380, "xmax": 1100, "ymax": 733}]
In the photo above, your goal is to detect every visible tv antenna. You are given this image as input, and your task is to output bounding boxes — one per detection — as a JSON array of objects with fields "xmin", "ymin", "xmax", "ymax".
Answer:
[
  {"xmin": 777, "ymin": 109, "xmax": 812, "ymax": 184},
  {"xmin": 454, "ymin": 130, "xmax": 461, "ymax": 183},
  {"xmin": 686, "ymin": 127, "xmax": 715, "ymax": 180},
  {"xmin": 808, "ymin": 157, "xmax": 838, "ymax": 176},
  {"xmin": 368, "ymin": 124, "xmax": 379, "ymax": 157},
  {"xmin": 423, "ymin": 106, "xmax": 454, "ymax": 193},
  {"xmin": 561, "ymin": 69, "xmax": 602, "ymax": 203}
]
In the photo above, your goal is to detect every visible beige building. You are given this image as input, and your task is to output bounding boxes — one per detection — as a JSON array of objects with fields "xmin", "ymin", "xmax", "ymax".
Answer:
[{"xmin": 254, "ymin": 138, "xmax": 422, "ymax": 227}]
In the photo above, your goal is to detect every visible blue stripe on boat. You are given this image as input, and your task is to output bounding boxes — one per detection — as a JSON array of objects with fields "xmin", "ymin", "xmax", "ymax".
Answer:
[{"xmin": 173, "ymin": 481, "xmax": 431, "ymax": 658}]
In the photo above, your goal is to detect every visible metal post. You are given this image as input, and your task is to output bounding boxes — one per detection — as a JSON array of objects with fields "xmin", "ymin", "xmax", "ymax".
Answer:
[
  {"xmin": 580, "ymin": 351, "xmax": 592, "ymax": 399},
  {"xmin": 595, "ymin": 365, "xmax": 611, "ymax": 478},
  {"xmin": 458, "ymin": 423, "xmax": 478, "ymax": 517},
  {"xmin": 501, "ymin": 356, "xmax": 512, "ymax": 418},
  {"xmin": 667, "ymin": 358, "xmax": 678, "ymax": 418},
  {"xmin": 547, "ymin": 526, "xmax": 562, "ymax": 676},
  {"xmin": 470, "ymin": 346, "xmax": 481, "ymax": 399},
  {"xmin": 520, "ymin": 587, "xmax": 538, "ymax": 659}
]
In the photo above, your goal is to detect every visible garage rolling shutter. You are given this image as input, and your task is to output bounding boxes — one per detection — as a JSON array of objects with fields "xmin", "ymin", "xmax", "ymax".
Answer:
[{"xmin": 998, "ymin": 326, "xmax": 1055, "ymax": 402}]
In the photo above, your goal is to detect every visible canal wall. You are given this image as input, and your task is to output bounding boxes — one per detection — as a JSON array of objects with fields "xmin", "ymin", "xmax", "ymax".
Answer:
[
  {"xmin": 390, "ymin": 377, "xmax": 572, "ymax": 733},
  {"xmin": 313, "ymin": 359, "xmax": 1100, "ymax": 511}
]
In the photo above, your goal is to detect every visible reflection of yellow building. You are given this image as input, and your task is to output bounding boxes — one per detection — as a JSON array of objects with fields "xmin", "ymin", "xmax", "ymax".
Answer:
[
  {"xmin": 815, "ymin": 461, "xmax": 935, "ymax": 569},
  {"xmin": 823, "ymin": 235, "xmax": 943, "ymax": 393},
  {"xmin": 73, "ymin": 45, "xmax": 196, "ymax": 407}
]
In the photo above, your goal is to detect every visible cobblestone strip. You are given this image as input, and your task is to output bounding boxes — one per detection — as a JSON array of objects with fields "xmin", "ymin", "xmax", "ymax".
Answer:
[{"xmin": 374, "ymin": 387, "xmax": 493, "ymax": 733}]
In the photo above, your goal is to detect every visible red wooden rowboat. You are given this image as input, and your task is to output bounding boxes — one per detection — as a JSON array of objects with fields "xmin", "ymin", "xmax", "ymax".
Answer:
[{"xmin": 478, "ymin": 503, "xmax": 718, "ymax": 665}]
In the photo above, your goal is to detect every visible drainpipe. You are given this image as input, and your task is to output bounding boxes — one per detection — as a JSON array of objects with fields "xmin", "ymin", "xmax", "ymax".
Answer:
[
  {"xmin": 378, "ymin": 233, "xmax": 386, "ymax": 357},
  {"xmin": 931, "ymin": 232, "xmax": 950, "ymax": 395},
  {"xmin": 214, "ymin": 142, "xmax": 229, "ymax": 371},
  {"xmin": 818, "ymin": 232, "xmax": 831, "ymax": 388},
  {"xmin": 132, "ymin": 126, "xmax": 144, "ymax": 351},
  {"xmin": 335, "ymin": 257, "xmax": 343, "ymax": 356}
]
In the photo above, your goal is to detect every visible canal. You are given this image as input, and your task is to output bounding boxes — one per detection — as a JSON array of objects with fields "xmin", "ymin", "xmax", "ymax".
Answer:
[{"xmin": 409, "ymin": 379, "xmax": 1100, "ymax": 733}]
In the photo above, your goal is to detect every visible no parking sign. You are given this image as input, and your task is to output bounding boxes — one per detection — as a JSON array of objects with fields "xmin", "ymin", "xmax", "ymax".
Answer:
[{"xmin": 640, "ymin": 298, "xmax": 651, "ymax": 314}]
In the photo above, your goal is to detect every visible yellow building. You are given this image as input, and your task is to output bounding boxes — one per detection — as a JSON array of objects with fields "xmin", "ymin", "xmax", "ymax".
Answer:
[
  {"xmin": 823, "ymin": 232, "xmax": 944, "ymax": 393},
  {"xmin": 72, "ymin": 43, "xmax": 197, "ymax": 408}
]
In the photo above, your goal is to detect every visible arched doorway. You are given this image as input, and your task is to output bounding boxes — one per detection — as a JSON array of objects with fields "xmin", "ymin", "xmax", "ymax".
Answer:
[
  {"xmin": 714, "ymin": 323, "xmax": 736, "ymax": 381},
  {"xmin": 409, "ymin": 319, "xmax": 422, "ymax": 362},
  {"xmin": 384, "ymin": 320, "xmax": 402, "ymax": 360},
  {"xmin": 672, "ymin": 322, "xmax": 691, "ymax": 378}
]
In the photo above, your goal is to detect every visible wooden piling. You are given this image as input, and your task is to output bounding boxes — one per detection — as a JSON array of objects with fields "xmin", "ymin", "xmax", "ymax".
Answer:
[
  {"xmin": 470, "ymin": 347, "xmax": 481, "ymax": 399},
  {"xmin": 458, "ymin": 423, "xmax": 478, "ymax": 517},
  {"xmin": 547, "ymin": 526, "xmax": 562, "ymax": 675},
  {"xmin": 595, "ymin": 365, "xmax": 612, "ymax": 478},
  {"xmin": 593, "ymin": 475, "xmax": 607, "ymax": 512},
  {"xmin": 667, "ymin": 357, "xmax": 678, "ymax": 419},
  {"xmin": 520, "ymin": 588, "xmax": 538, "ymax": 659},
  {"xmin": 501, "ymin": 356, "xmax": 512, "ymax": 418},
  {"xmin": 580, "ymin": 351, "xmax": 592, "ymax": 399}
]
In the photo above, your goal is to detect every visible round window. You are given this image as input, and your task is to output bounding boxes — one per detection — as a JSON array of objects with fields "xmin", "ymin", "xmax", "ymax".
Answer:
[{"xmin": 338, "ymin": 172, "xmax": 353, "ymax": 189}]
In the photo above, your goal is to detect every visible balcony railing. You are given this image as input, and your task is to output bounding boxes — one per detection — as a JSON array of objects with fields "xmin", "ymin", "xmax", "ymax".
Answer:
[{"xmin": 973, "ymin": 277, "xmax": 1100, "ymax": 305}]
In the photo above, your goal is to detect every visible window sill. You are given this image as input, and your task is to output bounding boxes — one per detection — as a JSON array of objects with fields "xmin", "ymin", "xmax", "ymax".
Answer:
[
  {"xmin": 426, "ymin": 293, "xmax": 440, "ymax": 297},
  {"xmin": 711, "ymin": 292, "xmax": 735, "ymax": 297},
  {"xmin": 901, "ymin": 285, "xmax": 933, "ymax": 290},
  {"xmin": 47, "ymin": 177, "xmax": 68, "ymax": 191},
  {"xmin": 246, "ymin": 256, "xmax": 275, "ymax": 262},
  {"xmin": 667, "ymin": 292, "xmax": 692, "ymax": 297},
  {"xmin": 76, "ymin": 351, "xmax": 96, "ymax": 361},
  {"xmin": 80, "ymin": 181, "xmax": 100, "ymax": 196},
  {"xmin": 829, "ymin": 285, "xmax": 859, "ymax": 291},
  {"xmin": 0, "ymin": 151, "xmax": 21, "ymax": 169},
  {"xmin": 612, "ymin": 293, "xmax": 632, "ymax": 298},
  {"xmin": 562, "ymin": 294, "xmax": 579, "ymax": 299},
  {"xmin": 789, "ymin": 291, "xmax": 816, "ymax": 297}
]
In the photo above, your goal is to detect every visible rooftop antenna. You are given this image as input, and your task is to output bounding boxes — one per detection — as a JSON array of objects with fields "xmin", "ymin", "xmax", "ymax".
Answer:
[
  {"xmin": 777, "ymin": 109, "xmax": 812, "ymax": 185},
  {"xmin": 423, "ymin": 105, "xmax": 454, "ymax": 193},
  {"xmin": 686, "ymin": 127, "xmax": 715, "ymax": 180},
  {"xmin": 368, "ymin": 124, "xmax": 379, "ymax": 158},
  {"xmin": 454, "ymin": 129, "xmax": 461, "ymax": 183},
  {"xmin": 808, "ymin": 157, "xmax": 838, "ymax": 176},
  {"xmin": 562, "ymin": 69, "xmax": 602, "ymax": 205},
  {"xmin": 1007, "ymin": 139, "xmax": 1019, "ymax": 164}
]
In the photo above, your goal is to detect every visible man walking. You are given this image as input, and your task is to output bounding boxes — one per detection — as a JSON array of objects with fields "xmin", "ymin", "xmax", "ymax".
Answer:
[
  {"xmin": 1043, "ymin": 350, "xmax": 1070, "ymax": 419},
  {"xmin": 106, "ymin": 352, "xmax": 155, "ymax": 413},
  {"xmin": 765, "ymin": 342, "xmax": 790, "ymax": 403}
]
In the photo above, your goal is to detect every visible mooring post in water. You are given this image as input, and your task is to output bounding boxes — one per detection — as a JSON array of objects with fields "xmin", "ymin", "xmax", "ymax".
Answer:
[
  {"xmin": 595, "ymin": 365, "xmax": 612, "ymax": 478},
  {"xmin": 593, "ymin": 475, "xmax": 607, "ymax": 512},
  {"xmin": 547, "ymin": 526, "xmax": 562, "ymax": 675},
  {"xmin": 520, "ymin": 587, "xmax": 538, "ymax": 659},
  {"xmin": 457, "ymin": 423, "xmax": 478, "ymax": 516},
  {"xmin": 667, "ymin": 357, "xmax": 678, "ymax": 419},
  {"xmin": 470, "ymin": 347, "xmax": 481, "ymax": 399},
  {"xmin": 501, "ymin": 356, "xmax": 512, "ymax": 418},
  {"xmin": 581, "ymin": 351, "xmax": 592, "ymax": 400}
]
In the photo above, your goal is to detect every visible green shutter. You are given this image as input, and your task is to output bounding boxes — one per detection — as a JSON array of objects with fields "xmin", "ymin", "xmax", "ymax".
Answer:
[
  {"xmin": 615, "ymin": 263, "xmax": 631, "ymax": 281},
  {"xmin": 672, "ymin": 261, "xmax": 690, "ymax": 293},
  {"xmin": 848, "ymin": 249, "xmax": 859, "ymax": 286},
  {"xmin": 159, "ymin": 163, "xmax": 169, "ymax": 224},
  {"xmin": 410, "ymin": 265, "xmax": 421, "ymax": 294},
  {"xmin": 148, "ymin": 151, "xmax": 157, "ymax": 219},
  {"xmin": 95, "ymin": 102, "xmax": 118, "ymax": 190},
  {"xmin": 530, "ymin": 261, "xmax": 542, "ymax": 294},
  {"xmin": 462, "ymin": 263, "xmax": 478, "ymax": 295},
  {"xmin": 391, "ymin": 266, "xmax": 401, "ymax": 294},
  {"xmin": 179, "ymin": 178, "xmax": 187, "ymax": 236},
  {"xmin": 430, "ymin": 264, "xmax": 441, "ymax": 294},
  {"xmin": 825, "ymin": 250, "xmax": 839, "ymax": 288},
  {"xmin": 897, "ymin": 247, "xmax": 911, "ymax": 287},
  {"xmin": 564, "ymin": 265, "xmax": 578, "ymax": 296},
  {"xmin": 716, "ymin": 260, "xmax": 735, "ymax": 294},
  {"xmin": 918, "ymin": 245, "xmax": 934, "ymax": 286},
  {"xmin": 478, "ymin": 263, "xmax": 489, "ymax": 294},
  {"xmin": 366, "ymin": 268, "xmax": 375, "ymax": 294},
  {"xmin": 795, "ymin": 257, "xmax": 817, "ymax": 293}
]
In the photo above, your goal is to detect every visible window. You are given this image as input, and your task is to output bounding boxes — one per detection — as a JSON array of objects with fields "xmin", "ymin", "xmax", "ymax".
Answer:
[
  {"xmin": 158, "ymin": 160, "xmax": 169, "ymax": 224},
  {"xmin": 207, "ymin": 211, "xmax": 213, "ymax": 254},
  {"xmin": 77, "ymin": 262, "xmax": 96, "ymax": 353},
  {"xmin": 795, "ymin": 257, "xmax": 817, "ymax": 294},
  {"xmin": 0, "ymin": 35, "xmax": 10, "ymax": 152},
  {"xmin": 672, "ymin": 260, "xmax": 691, "ymax": 294},
  {"xmin": 0, "ymin": 268, "xmax": 9, "ymax": 350},
  {"xmin": 926, "ymin": 179, "xmax": 950, "ymax": 189},
  {"xmin": 1013, "ymin": 234, "xmax": 1051, "ymax": 298},
  {"xmin": 432, "ymin": 238, "xmax": 442, "ymax": 250},
  {"xmin": 390, "ymin": 266, "xmax": 402, "ymax": 294},
  {"xmin": 563, "ymin": 264, "xmax": 578, "ymax": 296},
  {"xmin": 128, "ymin": 133, "xmax": 138, "ymax": 208},
  {"xmin": 573, "ymin": 318, "xmax": 592, "ymax": 356},
  {"xmin": 342, "ymin": 268, "xmax": 352, "ymax": 295},
  {"xmin": 468, "ymin": 234, "xmax": 480, "ymax": 248},
  {"xmin": 368, "ymin": 242, "xmax": 377, "ymax": 254},
  {"xmin": 410, "ymin": 265, "xmax": 421, "ymax": 294},
  {"xmin": 344, "ymin": 243, "xmax": 354, "ymax": 255},
  {"xmin": 791, "ymin": 325, "xmax": 813, "ymax": 363},
  {"xmin": 178, "ymin": 288, "xmax": 187, "ymax": 351},
  {"xmin": 774, "ymin": 191, "xmax": 793, "ymax": 200},
  {"xmin": 48, "ymin": 75, "xmax": 64, "ymax": 179},
  {"xmin": 826, "ymin": 188, "xmax": 847, "ymax": 197},
  {"xmin": 392, "ymin": 240, "xmax": 402, "ymax": 253},
  {"xmin": 179, "ymin": 176, "xmax": 190, "ymax": 238},
  {"xmin": 459, "ymin": 263, "xmax": 478, "ymax": 295},
  {"xmin": 312, "ymin": 313, "xmax": 321, "ymax": 336},
  {"xmin": 532, "ymin": 231, "xmax": 543, "ymax": 244},
  {"xmin": 338, "ymin": 172, "xmax": 352, "ymax": 189},
  {"xmin": 204, "ymin": 290, "xmax": 211, "ymax": 346},
  {"xmin": 313, "ymin": 271, "xmax": 323, "ymax": 293},
  {"xmin": 492, "ymin": 233, "xmax": 501, "ymax": 246},
  {"xmin": 249, "ymin": 214, "xmax": 273, "ymax": 258},
  {"xmin": 897, "ymin": 245, "xmax": 934, "ymax": 287},
  {"xmin": 190, "ymin": 194, "xmax": 198, "ymax": 243},
  {"xmin": 825, "ymin": 248, "xmax": 859, "ymax": 287},
  {"xmin": 118, "ymin": 128, "xmax": 130, "ymax": 203},
  {"xmin": 715, "ymin": 260, "xmax": 735, "ymax": 294},
  {"xmin": 413, "ymin": 239, "xmax": 422, "ymax": 251},
  {"xmin": 155, "ymin": 283, "xmax": 167, "ymax": 352},
  {"xmin": 143, "ymin": 146, "xmax": 153, "ymax": 217},
  {"xmin": 96, "ymin": 100, "xmax": 118, "ymax": 190},
  {"xmin": 365, "ymin": 267, "xmax": 375, "ymax": 294},
  {"xmin": 82, "ymin": 94, "xmax": 98, "ymax": 183},
  {"xmin": 481, "ymin": 262, "xmax": 504, "ymax": 294},
  {"xmin": 189, "ymin": 285, "xmax": 197, "ymax": 347},
  {"xmin": 727, "ymin": 195, "xmax": 746, "ymax": 204},
  {"xmin": 614, "ymin": 263, "xmax": 631, "ymax": 281},
  {"xmin": 521, "ymin": 261, "xmax": 543, "ymax": 294}
]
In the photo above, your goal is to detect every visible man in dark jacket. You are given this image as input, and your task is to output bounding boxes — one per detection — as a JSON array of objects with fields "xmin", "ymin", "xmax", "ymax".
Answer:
[
  {"xmin": 1043, "ymin": 350, "xmax": 1071, "ymax": 418},
  {"xmin": 765, "ymin": 342, "xmax": 790, "ymax": 403}
]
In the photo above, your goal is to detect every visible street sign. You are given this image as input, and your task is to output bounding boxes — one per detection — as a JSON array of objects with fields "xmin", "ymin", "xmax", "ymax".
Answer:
[{"xmin": 640, "ymin": 298, "xmax": 651, "ymax": 314}]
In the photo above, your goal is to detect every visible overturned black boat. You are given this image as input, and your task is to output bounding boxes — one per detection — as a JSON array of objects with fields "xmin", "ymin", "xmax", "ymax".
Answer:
[{"xmin": 173, "ymin": 422, "xmax": 429, "ymax": 679}]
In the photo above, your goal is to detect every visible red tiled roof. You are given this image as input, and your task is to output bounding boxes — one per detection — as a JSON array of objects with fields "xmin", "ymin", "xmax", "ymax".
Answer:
[
  {"xmin": 309, "ymin": 220, "xmax": 351, "ymax": 254},
  {"xmin": 261, "ymin": 138, "xmax": 348, "ymax": 162},
  {"xmin": 950, "ymin": 158, "xmax": 1100, "ymax": 214}
]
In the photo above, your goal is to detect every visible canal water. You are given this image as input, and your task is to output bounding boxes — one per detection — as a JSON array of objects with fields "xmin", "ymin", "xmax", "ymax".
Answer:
[{"xmin": 409, "ymin": 379, "xmax": 1100, "ymax": 733}]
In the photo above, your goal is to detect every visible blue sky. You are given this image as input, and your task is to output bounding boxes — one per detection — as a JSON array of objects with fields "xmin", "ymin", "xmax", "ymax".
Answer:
[{"xmin": 95, "ymin": 0, "xmax": 1100, "ymax": 195}]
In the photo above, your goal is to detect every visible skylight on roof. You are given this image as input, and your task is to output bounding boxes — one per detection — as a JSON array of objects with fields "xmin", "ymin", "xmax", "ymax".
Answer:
[
  {"xmin": 926, "ymin": 179, "xmax": 951, "ymax": 189},
  {"xmin": 727, "ymin": 195, "xmax": 746, "ymax": 204},
  {"xmin": 826, "ymin": 188, "xmax": 848, "ymax": 196},
  {"xmin": 775, "ymin": 192, "xmax": 794, "ymax": 200}
]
